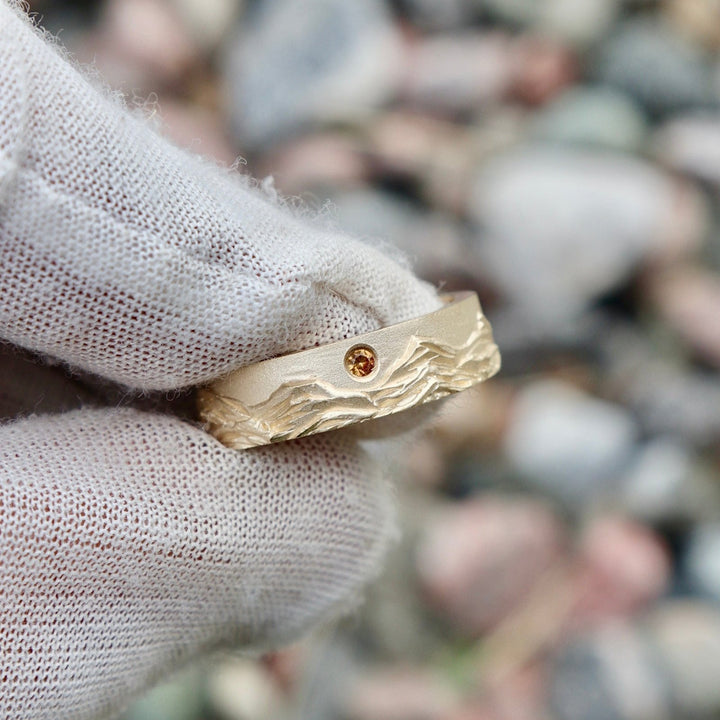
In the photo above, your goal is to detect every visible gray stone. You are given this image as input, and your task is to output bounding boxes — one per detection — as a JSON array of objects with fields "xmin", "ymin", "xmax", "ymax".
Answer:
[
  {"xmin": 554, "ymin": 605, "xmax": 720, "ymax": 720},
  {"xmin": 480, "ymin": 0, "xmax": 536, "ymax": 24},
  {"xmin": 531, "ymin": 88, "xmax": 648, "ymax": 152},
  {"xmin": 594, "ymin": 18, "xmax": 716, "ymax": 117},
  {"xmin": 550, "ymin": 624, "xmax": 670, "ymax": 720},
  {"xmin": 398, "ymin": 0, "xmax": 484, "ymax": 31},
  {"xmin": 225, "ymin": 0, "xmax": 401, "ymax": 148},
  {"xmin": 630, "ymin": 367, "xmax": 720, "ymax": 449},
  {"xmin": 620, "ymin": 439, "xmax": 712, "ymax": 522},
  {"xmin": 600, "ymin": 321, "xmax": 720, "ymax": 449},
  {"xmin": 686, "ymin": 524, "xmax": 720, "ymax": 601},
  {"xmin": 503, "ymin": 380, "xmax": 638, "ymax": 506}
]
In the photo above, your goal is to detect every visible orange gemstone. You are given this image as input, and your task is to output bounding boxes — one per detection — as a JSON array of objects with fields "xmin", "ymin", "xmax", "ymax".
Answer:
[{"xmin": 344, "ymin": 346, "xmax": 377, "ymax": 378}]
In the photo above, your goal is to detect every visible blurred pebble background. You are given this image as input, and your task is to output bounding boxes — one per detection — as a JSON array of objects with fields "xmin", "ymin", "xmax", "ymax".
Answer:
[{"xmin": 24, "ymin": 0, "xmax": 720, "ymax": 718}]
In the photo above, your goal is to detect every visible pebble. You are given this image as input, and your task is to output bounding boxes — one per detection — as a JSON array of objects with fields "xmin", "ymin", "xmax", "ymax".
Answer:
[
  {"xmin": 345, "ymin": 667, "xmax": 459, "ymax": 720},
  {"xmin": 124, "ymin": 668, "xmax": 204, "ymax": 720},
  {"xmin": 356, "ymin": 494, "xmax": 452, "ymax": 661},
  {"xmin": 365, "ymin": 112, "xmax": 474, "ymax": 188},
  {"xmin": 225, "ymin": 0, "xmax": 402, "ymax": 148},
  {"xmin": 157, "ymin": 98, "xmax": 238, "ymax": 166},
  {"xmin": 665, "ymin": 0, "xmax": 720, "ymax": 50},
  {"xmin": 619, "ymin": 439, "xmax": 705, "ymax": 522},
  {"xmin": 430, "ymin": 381, "xmax": 514, "ymax": 455},
  {"xmin": 648, "ymin": 602, "xmax": 720, "ymax": 716},
  {"xmin": 479, "ymin": 0, "xmax": 537, "ymax": 25},
  {"xmin": 531, "ymin": 88, "xmax": 648, "ymax": 152},
  {"xmin": 552, "ymin": 604, "xmax": 720, "ymax": 719},
  {"xmin": 84, "ymin": 0, "xmax": 199, "ymax": 90},
  {"xmin": 259, "ymin": 133, "xmax": 369, "ymax": 196},
  {"xmin": 445, "ymin": 664, "xmax": 547, "ymax": 720},
  {"xmin": 330, "ymin": 189, "xmax": 481, "ymax": 287},
  {"xmin": 570, "ymin": 517, "xmax": 670, "ymax": 628},
  {"xmin": 685, "ymin": 524, "xmax": 720, "ymax": 601},
  {"xmin": 502, "ymin": 381, "xmax": 638, "ymax": 505},
  {"xmin": 167, "ymin": 0, "xmax": 240, "ymax": 51},
  {"xmin": 536, "ymin": 0, "xmax": 620, "ymax": 47},
  {"xmin": 416, "ymin": 496, "xmax": 566, "ymax": 634},
  {"xmin": 630, "ymin": 366, "xmax": 720, "ymax": 449},
  {"xmin": 594, "ymin": 18, "xmax": 716, "ymax": 117},
  {"xmin": 366, "ymin": 110, "xmax": 525, "ymax": 214},
  {"xmin": 482, "ymin": 0, "xmax": 619, "ymax": 45},
  {"xmin": 399, "ymin": 436, "xmax": 446, "ymax": 489},
  {"xmin": 600, "ymin": 321, "xmax": 720, "ymax": 448},
  {"xmin": 654, "ymin": 114, "xmax": 720, "ymax": 185},
  {"xmin": 398, "ymin": 0, "xmax": 485, "ymax": 31},
  {"xmin": 470, "ymin": 148, "xmax": 704, "ymax": 331},
  {"xmin": 549, "ymin": 623, "xmax": 669, "ymax": 720},
  {"xmin": 508, "ymin": 35, "xmax": 578, "ymax": 106},
  {"xmin": 402, "ymin": 33, "xmax": 513, "ymax": 115},
  {"xmin": 649, "ymin": 266, "xmax": 720, "ymax": 368},
  {"xmin": 207, "ymin": 657, "xmax": 285, "ymax": 720}
]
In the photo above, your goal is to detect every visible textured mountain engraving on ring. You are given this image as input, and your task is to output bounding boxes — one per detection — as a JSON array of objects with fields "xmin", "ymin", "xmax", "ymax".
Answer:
[{"xmin": 198, "ymin": 292, "xmax": 501, "ymax": 450}]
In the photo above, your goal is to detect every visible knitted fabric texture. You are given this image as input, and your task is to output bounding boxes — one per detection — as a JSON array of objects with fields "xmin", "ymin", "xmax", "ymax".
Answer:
[
  {"xmin": 0, "ymin": 3, "xmax": 438, "ymax": 391},
  {"xmin": 0, "ymin": 410, "xmax": 394, "ymax": 719},
  {"xmin": 0, "ymin": 3, "xmax": 439, "ymax": 718}
]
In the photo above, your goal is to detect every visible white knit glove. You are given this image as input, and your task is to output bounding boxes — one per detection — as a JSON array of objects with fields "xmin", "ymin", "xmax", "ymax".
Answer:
[{"xmin": 0, "ymin": 4, "xmax": 439, "ymax": 718}]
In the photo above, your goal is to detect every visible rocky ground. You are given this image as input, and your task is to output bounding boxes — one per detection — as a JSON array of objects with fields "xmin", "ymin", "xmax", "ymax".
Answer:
[{"xmin": 27, "ymin": 0, "xmax": 720, "ymax": 718}]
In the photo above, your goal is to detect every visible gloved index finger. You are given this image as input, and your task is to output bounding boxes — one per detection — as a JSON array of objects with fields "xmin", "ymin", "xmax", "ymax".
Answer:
[{"xmin": 0, "ymin": 4, "xmax": 439, "ymax": 392}]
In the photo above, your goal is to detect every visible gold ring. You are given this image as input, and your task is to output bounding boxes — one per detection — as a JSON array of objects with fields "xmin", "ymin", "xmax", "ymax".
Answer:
[{"xmin": 198, "ymin": 291, "xmax": 501, "ymax": 449}]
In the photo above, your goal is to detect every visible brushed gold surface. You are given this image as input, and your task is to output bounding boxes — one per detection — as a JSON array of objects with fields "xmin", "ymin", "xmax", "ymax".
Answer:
[{"xmin": 198, "ymin": 292, "xmax": 501, "ymax": 449}]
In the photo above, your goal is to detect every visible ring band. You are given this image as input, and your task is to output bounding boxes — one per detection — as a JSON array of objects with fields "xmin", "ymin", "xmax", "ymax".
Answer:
[{"xmin": 198, "ymin": 291, "xmax": 501, "ymax": 449}]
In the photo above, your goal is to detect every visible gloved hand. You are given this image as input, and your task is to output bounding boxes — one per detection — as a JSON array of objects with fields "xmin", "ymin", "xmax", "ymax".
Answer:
[{"xmin": 0, "ymin": 3, "xmax": 439, "ymax": 718}]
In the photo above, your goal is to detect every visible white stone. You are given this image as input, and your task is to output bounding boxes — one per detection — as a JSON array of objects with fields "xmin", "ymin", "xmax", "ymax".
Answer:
[
  {"xmin": 168, "ymin": 0, "xmax": 241, "ymax": 50},
  {"xmin": 538, "ymin": 0, "xmax": 620, "ymax": 46},
  {"xmin": 504, "ymin": 380, "xmax": 638, "ymax": 504},
  {"xmin": 649, "ymin": 603, "xmax": 720, "ymax": 715},
  {"xmin": 470, "ymin": 147, "xmax": 701, "ymax": 331},
  {"xmin": 208, "ymin": 658, "xmax": 284, "ymax": 720},
  {"xmin": 655, "ymin": 115, "xmax": 720, "ymax": 185},
  {"xmin": 620, "ymin": 439, "xmax": 708, "ymax": 521}
]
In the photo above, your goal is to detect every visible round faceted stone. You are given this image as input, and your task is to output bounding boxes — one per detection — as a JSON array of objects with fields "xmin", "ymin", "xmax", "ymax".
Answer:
[{"xmin": 344, "ymin": 345, "xmax": 377, "ymax": 378}]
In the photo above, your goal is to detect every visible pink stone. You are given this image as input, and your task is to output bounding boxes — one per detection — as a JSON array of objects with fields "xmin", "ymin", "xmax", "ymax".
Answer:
[{"xmin": 417, "ymin": 497, "xmax": 566, "ymax": 635}]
